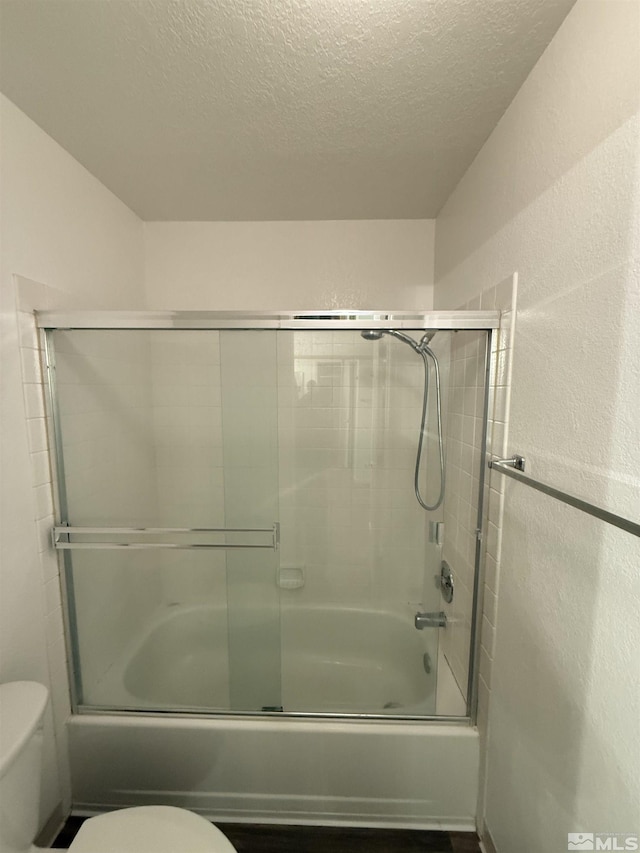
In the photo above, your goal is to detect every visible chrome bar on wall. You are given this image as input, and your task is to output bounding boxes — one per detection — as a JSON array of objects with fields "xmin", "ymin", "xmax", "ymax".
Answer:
[
  {"xmin": 52, "ymin": 523, "xmax": 280, "ymax": 550},
  {"xmin": 489, "ymin": 456, "xmax": 640, "ymax": 539}
]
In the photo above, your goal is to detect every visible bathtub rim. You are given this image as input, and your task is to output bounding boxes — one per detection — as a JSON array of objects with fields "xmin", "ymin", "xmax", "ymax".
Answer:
[{"xmin": 72, "ymin": 705, "xmax": 472, "ymax": 725}]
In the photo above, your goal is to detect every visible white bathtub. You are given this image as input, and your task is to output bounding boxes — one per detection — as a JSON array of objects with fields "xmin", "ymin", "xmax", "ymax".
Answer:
[
  {"xmin": 68, "ymin": 714, "xmax": 479, "ymax": 829},
  {"xmin": 280, "ymin": 605, "xmax": 435, "ymax": 714},
  {"xmin": 69, "ymin": 603, "xmax": 477, "ymax": 828},
  {"xmin": 86, "ymin": 604, "xmax": 464, "ymax": 716}
]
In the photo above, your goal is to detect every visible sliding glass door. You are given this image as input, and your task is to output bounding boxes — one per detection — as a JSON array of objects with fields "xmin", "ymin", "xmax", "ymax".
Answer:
[{"xmin": 48, "ymin": 322, "xmax": 488, "ymax": 718}]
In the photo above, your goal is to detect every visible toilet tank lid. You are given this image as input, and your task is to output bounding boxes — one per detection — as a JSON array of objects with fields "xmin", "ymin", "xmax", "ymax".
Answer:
[{"xmin": 0, "ymin": 681, "xmax": 49, "ymax": 776}]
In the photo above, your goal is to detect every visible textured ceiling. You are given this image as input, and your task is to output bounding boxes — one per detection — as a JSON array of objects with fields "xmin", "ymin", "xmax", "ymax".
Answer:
[{"xmin": 0, "ymin": 0, "xmax": 576, "ymax": 220}]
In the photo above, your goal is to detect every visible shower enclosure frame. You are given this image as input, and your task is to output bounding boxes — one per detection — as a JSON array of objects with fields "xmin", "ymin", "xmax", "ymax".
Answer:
[{"xmin": 38, "ymin": 309, "xmax": 499, "ymax": 726}]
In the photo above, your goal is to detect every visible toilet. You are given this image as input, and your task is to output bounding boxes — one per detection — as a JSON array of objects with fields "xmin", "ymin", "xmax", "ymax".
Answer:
[{"xmin": 0, "ymin": 682, "xmax": 237, "ymax": 853}]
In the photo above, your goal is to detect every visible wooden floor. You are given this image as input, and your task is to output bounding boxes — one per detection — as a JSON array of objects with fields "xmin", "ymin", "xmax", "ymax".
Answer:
[{"xmin": 53, "ymin": 817, "xmax": 481, "ymax": 852}]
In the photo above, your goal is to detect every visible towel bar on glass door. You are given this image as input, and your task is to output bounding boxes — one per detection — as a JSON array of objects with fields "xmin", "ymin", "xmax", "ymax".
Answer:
[
  {"xmin": 489, "ymin": 456, "xmax": 640, "ymax": 539},
  {"xmin": 52, "ymin": 523, "xmax": 280, "ymax": 550}
]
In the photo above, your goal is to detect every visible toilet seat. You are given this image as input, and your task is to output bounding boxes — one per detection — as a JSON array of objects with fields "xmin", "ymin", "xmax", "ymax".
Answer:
[{"xmin": 68, "ymin": 806, "xmax": 237, "ymax": 853}]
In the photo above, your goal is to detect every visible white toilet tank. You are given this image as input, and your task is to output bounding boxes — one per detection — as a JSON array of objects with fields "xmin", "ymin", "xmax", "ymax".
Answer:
[{"xmin": 0, "ymin": 682, "xmax": 49, "ymax": 853}]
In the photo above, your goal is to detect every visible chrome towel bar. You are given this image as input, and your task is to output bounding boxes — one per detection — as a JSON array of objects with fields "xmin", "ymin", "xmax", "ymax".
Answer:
[
  {"xmin": 489, "ymin": 456, "xmax": 640, "ymax": 539},
  {"xmin": 52, "ymin": 523, "xmax": 280, "ymax": 551}
]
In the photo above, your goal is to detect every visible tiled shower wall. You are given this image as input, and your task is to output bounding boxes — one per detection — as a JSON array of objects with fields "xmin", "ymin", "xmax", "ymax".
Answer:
[
  {"xmin": 437, "ymin": 277, "xmax": 516, "ymax": 712},
  {"xmin": 439, "ymin": 329, "xmax": 487, "ymax": 698},
  {"xmin": 145, "ymin": 328, "xmax": 449, "ymax": 663},
  {"xmin": 476, "ymin": 276, "xmax": 516, "ymax": 736},
  {"xmin": 149, "ymin": 332, "xmax": 227, "ymax": 608},
  {"xmin": 147, "ymin": 329, "xmax": 447, "ymax": 625},
  {"xmin": 475, "ymin": 276, "xmax": 517, "ymax": 830},
  {"xmin": 276, "ymin": 331, "xmax": 437, "ymax": 615}
]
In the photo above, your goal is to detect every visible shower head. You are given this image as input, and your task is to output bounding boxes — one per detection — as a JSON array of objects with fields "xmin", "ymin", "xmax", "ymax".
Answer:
[{"xmin": 361, "ymin": 329, "xmax": 437, "ymax": 351}]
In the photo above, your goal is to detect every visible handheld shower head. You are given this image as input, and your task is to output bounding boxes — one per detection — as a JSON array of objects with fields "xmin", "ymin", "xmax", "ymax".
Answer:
[
  {"xmin": 361, "ymin": 329, "xmax": 421, "ymax": 351},
  {"xmin": 361, "ymin": 329, "xmax": 437, "ymax": 351},
  {"xmin": 359, "ymin": 326, "xmax": 445, "ymax": 511}
]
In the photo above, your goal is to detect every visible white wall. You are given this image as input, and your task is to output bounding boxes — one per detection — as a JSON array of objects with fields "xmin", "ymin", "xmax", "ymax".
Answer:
[
  {"xmin": 0, "ymin": 95, "xmax": 145, "ymax": 827},
  {"xmin": 144, "ymin": 220, "xmax": 434, "ymax": 310},
  {"xmin": 433, "ymin": 2, "xmax": 640, "ymax": 850}
]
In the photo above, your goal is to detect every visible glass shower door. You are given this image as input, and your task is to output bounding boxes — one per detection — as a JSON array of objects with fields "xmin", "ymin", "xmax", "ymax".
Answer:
[
  {"xmin": 48, "ymin": 319, "xmax": 489, "ymax": 719},
  {"xmin": 219, "ymin": 331, "xmax": 281, "ymax": 711},
  {"xmin": 275, "ymin": 329, "xmax": 450, "ymax": 716},
  {"xmin": 49, "ymin": 328, "xmax": 281, "ymax": 714}
]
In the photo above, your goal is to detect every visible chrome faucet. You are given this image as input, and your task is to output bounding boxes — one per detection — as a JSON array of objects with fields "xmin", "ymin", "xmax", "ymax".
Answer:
[{"xmin": 414, "ymin": 611, "xmax": 447, "ymax": 629}]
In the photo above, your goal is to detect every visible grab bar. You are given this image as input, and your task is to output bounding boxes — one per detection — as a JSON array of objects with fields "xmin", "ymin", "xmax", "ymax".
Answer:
[
  {"xmin": 52, "ymin": 523, "xmax": 280, "ymax": 550},
  {"xmin": 489, "ymin": 456, "xmax": 640, "ymax": 539}
]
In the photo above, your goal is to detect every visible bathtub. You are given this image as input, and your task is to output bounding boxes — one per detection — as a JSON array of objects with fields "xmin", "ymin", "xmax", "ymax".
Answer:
[
  {"xmin": 280, "ymin": 605, "xmax": 435, "ymax": 714},
  {"xmin": 69, "ymin": 603, "xmax": 477, "ymax": 827},
  {"xmin": 85, "ymin": 604, "xmax": 464, "ymax": 716},
  {"xmin": 68, "ymin": 714, "xmax": 479, "ymax": 828}
]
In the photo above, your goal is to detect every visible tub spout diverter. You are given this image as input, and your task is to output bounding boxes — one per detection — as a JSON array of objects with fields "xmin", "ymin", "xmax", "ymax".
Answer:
[{"xmin": 414, "ymin": 611, "xmax": 447, "ymax": 629}]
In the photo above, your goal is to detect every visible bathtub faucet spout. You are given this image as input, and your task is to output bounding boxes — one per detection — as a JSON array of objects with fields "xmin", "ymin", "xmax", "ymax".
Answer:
[{"xmin": 414, "ymin": 611, "xmax": 447, "ymax": 629}]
